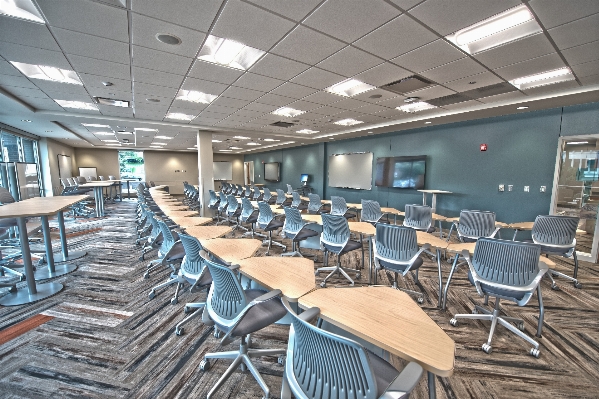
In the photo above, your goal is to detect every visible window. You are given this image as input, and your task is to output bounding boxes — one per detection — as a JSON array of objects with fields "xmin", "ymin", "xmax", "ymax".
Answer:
[
  {"xmin": 118, "ymin": 150, "xmax": 145, "ymax": 180},
  {"xmin": 1, "ymin": 133, "xmax": 20, "ymax": 162}
]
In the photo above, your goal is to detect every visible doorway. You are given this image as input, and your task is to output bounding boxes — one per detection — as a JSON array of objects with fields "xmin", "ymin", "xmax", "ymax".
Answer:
[
  {"xmin": 244, "ymin": 161, "xmax": 254, "ymax": 185},
  {"xmin": 551, "ymin": 136, "xmax": 599, "ymax": 262}
]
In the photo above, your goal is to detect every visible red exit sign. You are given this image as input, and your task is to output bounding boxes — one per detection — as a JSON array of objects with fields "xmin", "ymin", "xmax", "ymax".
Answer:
[{"xmin": 480, "ymin": 143, "xmax": 488, "ymax": 151}]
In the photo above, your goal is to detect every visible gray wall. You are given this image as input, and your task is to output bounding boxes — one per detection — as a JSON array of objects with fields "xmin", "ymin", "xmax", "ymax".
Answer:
[{"xmin": 245, "ymin": 101, "xmax": 599, "ymax": 223}]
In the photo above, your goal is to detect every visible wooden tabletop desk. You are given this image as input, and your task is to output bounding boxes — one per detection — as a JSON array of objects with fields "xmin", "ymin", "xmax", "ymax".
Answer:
[
  {"xmin": 298, "ymin": 286, "xmax": 455, "ymax": 398},
  {"xmin": 348, "ymin": 221, "xmax": 377, "ymax": 283},
  {"xmin": 169, "ymin": 216, "xmax": 213, "ymax": 227},
  {"xmin": 199, "ymin": 238, "xmax": 262, "ymax": 265},
  {"xmin": 183, "ymin": 225, "xmax": 232, "ymax": 240},
  {"xmin": 237, "ymin": 257, "xmax": 316, "ymax": 302},
  {"xmin": 300, "ymin": 214, "xmax": 322, "ymax": 224},
  {"xmin": 162, "ymin": 210, "xmax": 198, "ymax": 218},
  {"xmin": 510, "ymin": 221, "xmax": 534, "ymax": 240},
  {"xmin": 157, "ymin": 204, "xmax": 188, "ymax": 211},
  {"xmin": 79, "ymin": 181, "xmax": 115, "ymax": 216}
]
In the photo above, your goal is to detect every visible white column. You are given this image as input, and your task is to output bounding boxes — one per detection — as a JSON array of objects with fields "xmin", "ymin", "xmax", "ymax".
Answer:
[{"xmin": 197, "ymin": 131, "xmax": 214, "ymax": 217}]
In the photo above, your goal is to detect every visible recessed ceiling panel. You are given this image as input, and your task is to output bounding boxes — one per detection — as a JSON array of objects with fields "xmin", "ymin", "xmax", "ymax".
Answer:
[
  {"xmin": 270, "ymin": 82, "xmax": 317, "ymax": 99},
  {"xmin": 473, "ymin": 34, "xmax": 556, "ymax": 70},
  {"xmin": 355, "ymin": 63, "xmax": 412, "ymax": 87},
  {"xmin": 233, "ymin": 72, "xmax": 285, "ymax": 92},
  {"xmin": 392, "ymin": 39, "xmax": 466, "ymax": 72},
  {"xmin": 244, "ymin": 0, "xmax": 322, "ymax": 21},
  {"xmin": 529, "ymin": 0, "xmax": 599, "ymax": 30},
  {"xmin": 69, "ymin": 55, "xmax": 131, "ymax": 80},
  {"xmin": 53, "ymin": 28, "xmax": 130, "ymax": 64},
  {"xmin": 561, "ymin": 41, "xmax": 599, "ymax": 66},
  {"xmin": 188, "ymin": 60, "xmax": 244, "ymax": 84},
  {"xmin": 131, "ymin": 46, "xmax": 193, "ymax": 75},
  {"xmin": 271, "ymin": 25, "xmax": 345, "ymax": 65},
  {"xmin": 420, "ymin": 57, "xmax": 487, "ymax": 84},
  {"xmin": 131, "ymin": 0, "xmax": 221, "ymax": 31},
  {"xmin": 0, "ymin": 17, "xmax": 61, "ymax": 51},
  {"xmin": 132, "ymin": 66, "xmax": 184, "ymax": 88},
  {"xmin": 181, "ymin": 77, "xmax": 228, "ymax": 95},
  {"xmin": 444, "ymin": 71, "xmax": 503, "ymax": 92},
  {"xmin": 547, "ymin": 13, "xmax": 599, "ymax": 50},
  {"xmin": 0, "ymin": 42, "xmax": 71, "ymax": 69},
  {"xmin": 494, "ymin": 53, "xmax": 565, "ymax": 81},
  {"xmin": 131, "ymin": 14, "xmax": 206, "ymax": 58},
  {"xmin": 290, "ymin": 67, "xmax": 345, "ymax": 90},
  {"xmin": 248, "ymin": 53, "xmax": 309, "ymax": 81},
  {"xmin": 317, "ymin": 46, "xmax": 382, "ymax": 77}
]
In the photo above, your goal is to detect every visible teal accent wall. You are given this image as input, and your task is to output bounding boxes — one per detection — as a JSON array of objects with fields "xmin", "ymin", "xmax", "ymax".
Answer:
[{"xmin": 244, "ymin": 102, "xmax": 599, "ymax": 223}]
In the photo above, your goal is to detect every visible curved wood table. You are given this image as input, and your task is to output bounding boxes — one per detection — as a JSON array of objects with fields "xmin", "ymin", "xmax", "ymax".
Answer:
[
  {"xmin": 199, "ymin": 238, "xmax": 262, "ymax": 265},
  {"xmin": 169, "ymin": 216, "xmax": 213, "ymax": 227},
  {"xmin": 184, "ymin": 226, "xmax": 232, "ymax": 240}
]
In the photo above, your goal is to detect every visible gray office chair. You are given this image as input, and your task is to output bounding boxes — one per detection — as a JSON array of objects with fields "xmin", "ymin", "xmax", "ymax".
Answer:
[
  {"xmin": 361, "ymin": 200, "xmax": 384, "ymax": 225},
  {"xmin": 207, "ymin": 190, "xmax": 219, "ymax": 214},
  {"xmin": 532, "ymin": 215, "xmax": 581, "ymax": 289},
  {"xmin": 281, "ymin": 207, "xmax": 320, "ymax": 257},
  {"xmin": 144, "ymin": 219, "xmax": 185, "ymax": 279},
  {"xmin": 262, "ymin": 187, "xmax": 275, "ymax": 204},
  {"xmin": 251, "ymin": 186, "xmax": 262, "ymax": 201},
  {"xmin": 226, "ymin": 195, "xmax": 243, "ymax": 230},
  {"xmin": 257, "ymin": 201, "xmax": 286, "ymax": 255},
  {"xmin": 307, "ymin": 193, "xmax": 327, "ymax": 214},
  {"xmin": 99, "ymin": 175, "xmax": 107, "ymax": 181},
  {"xmin": 215, "ymin": 192, "xmax": 228, "ymax": 225},
  {"xmin": 199, "ymin": 250, "xmax": 287, "ymax": 399},
  {"xmin": 403, "ymin": 204, "xmax": 435, "ymax": 233},
  {"xmin": 88, "ymin": 176, "xmax": 97, "ymax": 181},
  {"xmin": 447, "ymin": 210, "xmax": 500, "ymax": 242},
  {"xmin": 291, "ymin": 192, "xmax": 307, "ymax": 210},
  {"xmin": 373, "ymin": 224, "xmax": 430, "ymax": 303},
  {"xmin": 243, "ymin": 185, "xmax": 251, "ymax": 198},
  {"xmin": 240, "ymin": 197, "xmax": 263, "ymax": 238},
  {"xmin": 280, "ymin": 298, "xmax": 424, "ymax": 399},
  {"xmin": 316, "ymin": 213, "xmax": 362, "ymax": 287},
  {"xmin": 108, "ymin": 175, "xmax": 117, "ymax": 180},
  {"xmin": 286, "ymin": 183, "xmax": 294, "ymax": 194},
  {"xmin": 330, "ymin": 196, "xmax": 356, "ymax": 219},
  {"xmin": 275, "ymin": 189, "xmax": 289, "ymax": 206},
  {"xmin": 450, "ymin": 238, "xmax": 547, "ymax": 357}
]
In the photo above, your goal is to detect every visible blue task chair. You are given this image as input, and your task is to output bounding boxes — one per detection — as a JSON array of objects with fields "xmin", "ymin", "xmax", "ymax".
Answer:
[
  {"xmin": 307, "ymin": 193, "xmax": 327, "ymax": 214},
  {"xmin": 240, "ymin": 198, "xmax": 264, "ymax": 238},
  {"xmin": 532, "ymin": 215, "xmax": 582, "ymax": 289},
  {"xmin": 262, "ymin": 187, "xmax": 276, "ymax": 204},
  {"xmin": 280, "ymin": 297, "xmax": 424, "ymax": 399},
  {"xmin": 361, "ymin": 200, "xmax": 384, "ymax": 225},
  {"xmin": 316, "ymin": 213, "xmax": 362, "ymax": 287},
  {"xmin": 276, "ymin": 189, "xmax": 290, "ymax": 206},
  {"xmin": 207, "ymin": 190, "xmax": 220, "ymax": 215},
  {"xmin": 215, "ymin": 192, "xmax": 228, "ymax": 225},
  {"xmin": 373, "ymin": 224, "xmax": 430, "ymax": 304},
  {"xmin": 450, "ymin": 238, "xmax": 547, "ymax": 357},
  {"xmin": 403, "ymin": 204, "xmax": 435, "ymax": 233},
  {"xmin": 257, "ymin": 202, "xmax": 286, "ymax": 255},
  {"xmin": 447, "ymin": 210, "xmax": 500, "ymax": 242},
  {"xmin": 226, "ymin": 195, "xmax": 243, "ymax": 230},
  {"xmin": 281, "ymin": 207, "xmax": 320, "ymax": 257},
  {"xmin": 330, "ymin": 195, "xmax": 356, "ymax": 219},
  {"xmin": 251, "ymin": 186, "xmax": 263, "ymax": 201},
  {"xmin": 199, "ymin": 250, "xmax": 287, "ymax": 399},
  {"xmin": 144, "ymin": 219, "xmax": 185, "ymax": 279},
  {"xmin": 291, "ymin": 192, "xmax": 307, "ymax": 210}
]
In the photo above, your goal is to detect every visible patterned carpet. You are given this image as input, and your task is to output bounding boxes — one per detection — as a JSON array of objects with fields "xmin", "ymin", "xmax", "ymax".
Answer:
[{"xmin": 1, "ymin": 200, "xmax": 598, "ymax": 398}]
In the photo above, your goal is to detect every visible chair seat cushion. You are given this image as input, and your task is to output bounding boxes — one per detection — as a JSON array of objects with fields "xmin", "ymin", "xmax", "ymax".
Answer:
[
  {"xmin": 323, "ymin": 240, "xmax": 362, "ymax": 255},
  {"xmin": 377, "ymin": 256, "xmax": 423, "ymax": 273},
  {"xmin": 468, "ymin": 271, "xmax": 528, "ymax": 302},
  {"xmin": 293, "ymin": 228, "xmax": 320, "ymax": 241},
  {"xmin": 0, "ymin": 218, "xmax": 18, "ymax": 228},
  {"xmin": 366, "ymin": 350, "xmax": 400, "ymax": 396},
  {"xmin": 166, "ymin": 242, "xmax": 185, "ymax": 262},
  {"xmin": 265, "ymin": 219, "xmax": 284, "ymax": 231},
  {"xmin": 231, "ymin": 289, "xmax": 288, "ymax": 337}
]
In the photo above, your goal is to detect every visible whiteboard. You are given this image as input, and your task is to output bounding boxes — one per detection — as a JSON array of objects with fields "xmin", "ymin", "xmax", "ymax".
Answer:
[
  {"xmin": 328, "ymin": 152, "xmax": 373, "ymax": 190},
  {"xmin": 57, "ymin": 154, "xmax": 72, "ymax": 179},
  {"xmin": 17, "ymin": 163, "xmax": 40, "ymax": 199},
  {"xmin": 213, "ymin": 161, "xmax": 233, "ymax": 180},
  {"xmin": 79, "ymin": 167, "xmax": 97, "ymax": 179}
]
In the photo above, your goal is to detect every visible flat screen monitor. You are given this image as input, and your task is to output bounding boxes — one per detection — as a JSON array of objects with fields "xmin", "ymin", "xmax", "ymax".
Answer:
[
  {"xmin": 264, "ymin": 162, "xmax": 280, "ymax": 182},
  {"xmin": 300, "ymin": 174, "xmax": 309, "ymax": 182},
  {"xmin": 375, "ymin": 156, "xmax": 426, "ymax": 189}
]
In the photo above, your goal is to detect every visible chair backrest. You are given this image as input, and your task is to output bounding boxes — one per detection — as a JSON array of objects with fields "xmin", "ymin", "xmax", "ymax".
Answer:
[
  {"xmin": 240, "ymin": 198, "xmax": 255, "ymax": 221},
  {"xmin": 244, "ymin": 186, "xmax": 251, "ymax": 197},
  {"xmin": 149, "ymin": 213, "xmax": 161, "ymax": 239},
  {"xmin": 150, "ymin": 181, "xmax": 156, "ymax": 187},
  {"xmin": 201, "ymin": 250, "xmax": 248, "ymax": 321},
  {"xmin": 457, "ymin": 210, "xmax": 497, "ymax": 239},
  {"xmin": 68, "ymin": 177, "xmax": 78, "ymax": 186},
  {"xmin": 472, "ymin": 238, "xmax": 541, "ymax": 287},
  {"xmin": 375, "ymin": 223, "xmax": 419, "ymax": 262},
  {"xmin": 263, "ymin": 187, "xmax": 272, "ymax": 201},
  {"xmin": 99, "ymin": 175, "xmax": 107, "ymax": 181},
  {"xmin": 283, "ymin": 206, "xmax": 305, "ymax": 236},
  {"xmin": 157, "ymin": 219, "xmax": 177, "ymax": 255},
  {"xmin": 0, "ymin": 187, "xmax": 16, "ymax": 204},
  {"xmin": 178, "ymin": 233, "xmax": 205, "ymax": 276},
  {"xmin": 108, "ymin": 175, "xmax": 116, "ymax": 180},
  {"xmin": 252, "ymin": 187, "xmax": 261, "ymax": 200},
  {"xmin": 321, "ymin": 213, "xmax": 350, "ymax": 252},
  {"xmin": 403, "ymin": 204, "xmax": 432, "ymax": 231},
  {"xmin": 208, "ymin": 190, "xmax": 218, "ymax": 207},
  {"xmin": 77, "ymin": 176, "xmax": 87, "ymax": 184},
  {"xmin": 291, "ymin": 192, "xmax": 302, "ymax": 208},
  {"xmin": 275, "ymin": 189, "xmax": 286, "ymax": 205},
  {"xmin": 217, "ymin": 192, "xmax": 228, "ymax": 212},
  {"xmin": 361, "ymin": 200, "xmax": 382, "ymax": 224},
  {"xmin": 283, "ymin": 300, "xmax": 380, "ymax": 399},
  {"xmin": 287, "ymin": 184, "xmax": 293, "ymax": 194},
  {"xmin": 307, "ymin": 193, "xmax": 322, "ymax": 213},
  {"xmin": 330, "ymin": 196, "xmax": 348, "ymax": 216},
  {"xmin": 236, "ymin": 184, "xmax": 243, "ymax": 195},
  {"xmin": 257, "ymin": 201, "xmax": 274, "ymax": 228},
  {"xmin": 226, "ymin": 195, "xmax": 240, "ymax": 216},
  {"xmin": 532, "ymin": 215, "xmax": 578, "ymax": 247},
  {"xmin": 88, "ymin": 176, "xmax": 97, "ymax": 181}
]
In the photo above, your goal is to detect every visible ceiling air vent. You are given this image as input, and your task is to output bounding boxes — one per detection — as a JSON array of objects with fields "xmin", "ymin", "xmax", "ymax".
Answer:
[
  {"xmin": 427, "ymin": 94, "xmax": 472, "ymax": 107},
  {"xmin": 95, "ymin": 97, "xmax": 130, "ymax": 108},
  {"xmin": 381, "ymin": 76, "xmax": 432, "ymax": 94},
  {"xmin": 462, "ymin": 82, "xmax": 517, "ymax": 100},
  {"xmin": 270, "ymin": 121, "xmax": 295, "ymax": 128}
]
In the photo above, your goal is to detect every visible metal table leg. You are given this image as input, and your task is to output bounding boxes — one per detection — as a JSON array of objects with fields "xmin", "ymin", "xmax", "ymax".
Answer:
[
  {"xmin": 34, "ymin": 215, "xmax": 77, "ymax": 280},
  {"xmin": 428, "ymin": 371, "xmax": 437, "ymax": 399},
  {"xmin": 368, "ymin": 234, "xmax": 373, "ymax": 284},
  {"xmin": 436, "ymin": 248, "xmax": 443, "ymax": 308},
  {"xmin": 54, "ymin": 211, "xmax": 87, "ymax": 263},
  {"xmin": 442, "ymin": 254, "xmax": 461, "ymax": 310},
  {"xmin": 0, "ymin": 217, "xmax": 63, "ymax": 306}
]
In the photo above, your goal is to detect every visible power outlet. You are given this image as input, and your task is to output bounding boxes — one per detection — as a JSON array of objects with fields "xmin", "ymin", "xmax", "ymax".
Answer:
[
  {"xmin": 508, "ymin": 185, "xmax": 513, "ymax": 192},
  {"xmin": 524, "ymin": 186, "xmax": 530, "ymax": 192},
  {"xmin": 540, "ymin": 186, "xmax": 546, "ymax": 192},
  {"xmin": 498, "ymin": 184, "xmax": 505, "ymax": 192}
]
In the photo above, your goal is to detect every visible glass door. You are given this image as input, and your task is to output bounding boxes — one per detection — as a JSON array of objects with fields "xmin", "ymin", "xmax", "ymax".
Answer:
[{"xmin": 552, "ymin": 136, "xmax": 599, "ymax": 262}]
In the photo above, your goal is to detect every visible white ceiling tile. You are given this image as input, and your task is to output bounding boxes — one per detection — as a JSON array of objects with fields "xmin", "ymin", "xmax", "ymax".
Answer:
[
  {"xmin": 271, "ymin": 25, "xmax": 345, "ymax": 64},
  {"xmin": 254, "ymin": 93, "xmax": 295, "ymax": 107},
  {"xmin": 181, "ymin": 77, "xmax": 229, "ymax": 95},
  {"xmin": 355, "ymin": 63, "xmax": 411, "ymax": 87},
  {"xmin": 134, "ymin": 101, "xmax": 170, "ymax": 113},
  {"xmin": 47, "ymin": 91, "xmax": 94, "ymax": 103},
  {"xmin": 87, "ymin": 87, "xmax": 133, "ymax": 101},
  {"xmin": 387, "ymin": 0, "xmax": 422, "ymax": 10},
  {"xmin": 188, "ymin": 60, "xmax": 244, "ymax": 84},
  {"xmin": 0, "ymin": 60, "xmax": 21, "ymax": 76},
  {"xmin": 354, "ymin": 15, "xmax": 438, "ymax": 60},
  {"xmin": 0, "ymin": 75, "xmax": 38, "ymax": 89},
  {"xmin": 329, "ymin": 98, "xmax": 369, "ymax": 110},
  {"xmin": 290, "ymin": 67, "xmax": 345, "ymax": 89},
  {"xmin": 211, "ymin": 0, "xmax": 295, "ymax": 51},
  {"xmin": 562, "ymin": 40, "xmax": 599, "ymax": 66},
  {"xmin": 233, "ymin": 109, "xmax": 265, "ymax": 118},
  {"xmin": 134, "ymin": 110, "xmax": 167, "ymax": 120},
  {"xmin": 171, "ymin": 99, "xmax": 209, "ymax": 112},
  {"xmin": 494, "ymin": 53, "xmax": 566, "ymax": 81},
  {"xmin": 285, "ymin": 100, "xmax": 322, "ymax": 112},
  {"xmin": 0, "ymin": 17, "xmax": 61, "ymax": 51},
  {"xmin": 308, "ymin": 105, "xmax": 345, "ymax": 116},
  {"xmin": 33, "ymin": 80, "xmax": 90, "ymax": 95},
  {"xmin": 441, "ymin": 99, "xmax": 483, "ymax": 111},
  {"xmin": 233, "ymin": 73, "xmax": 284, "ymax": 92},
  {"xmin": 166, "ymin": 106, "xmax": 198, "ymax": 118},
  {"xmin": 131, "ymin": 14, "xmax": 205, "ymax": 58},
  {"xmin": 474, "ymin": 34, "xmax": 556, "ymax": 69},
  {"xmin": 22, "ymin": 97, "xmax": 65, "ymax": 111},
  {"xmin": 443, "ymin": 71, "xmax": 503, "ymax": 92},
  {"xmin": 69, "ymin": 55, "xmax": 131, "ymax": 80},
  {"xmin": 53, "ymin": 28, "xmax": 130, "ymax": 64},
  {"xmin": 79, "ymin": 73, "xmax": 131, "ymax": 90},
  {"xmin": 269, "ymin": 82, "xmax": 317, "ymax": 99},
  {"xmin": 248, "ymin": 53, "xmax": 309, "ymax": 80},
  {"xmin": 304, "ymin": 0, "xmax": 400, "ymax": 42},
  {"xmin": 317, "ymin": 46, "xmax": 382, "ymax": 77},
  {"xmin": 99, "ymin": 105, "xmax": 134, "ymax": 117},
  {"xmin": 301, "ymin": 91, "xmax": 345, "ymax": 105},
  {"xmin": 521, "ymin": 79, "xmax": 580, "ymax": 96},
  {"xmin": 356, "ymin": 103, "xmax": 390, "ymax": 115},
  {"xmin": 242, "ymin": 102, "xmax": 278, "ymax": 112},
  {"xmin": 244, "ymin": 0, "xmax": 322, "ymax": 21},
  {"xmin": 2, "ymin": 86, "xmax": 50, "ymax": 99},
  {"xmin": 199, "ymin": 110, "xmax": 228, "ymax": 119},
  {"xmin": 409, "ymin": 0, "xmax": 521, "ymax": 35},
  {"xmin": 131, "ymin": 0, "xmax": 221, "ymax": 31},
  {"xmin": 420, "ymin": 57, "xmax": 487, "ymax": 83},
  {"xmin": 547, "ymin": 13, "xmax": 599, "ymax": 49},
  {"xmin": 572, "ymin": 60, "xmax": 599, "ymax": 78},
  {"xmin": 37, "ymin": 0, "xmax": 129, "ymax": 41},
  {"xmin": 205, "ymin": 103, "xmax": 238, "ymax": 114},
  {"xmin": 392, "ymin": 39, "xmax": 465, "ymax": 72},
  {"xmin": 132, "ymin": 66, "xmax": 184, "ymax": 88},
  {"xmin": 352, "ymin": 88, "xmax": 401, "ymax": 104},
  {"xmin": 0, "ymin": 41, "xmax": 71, "ymax": 69},
  {"xmin": 134, "ymin": 82, "xmax": 178, "ymax": 98},
  {"xmin": 529, "ymin": 0, "xmax": 599, "ymax": 30},
  {"xmin": 221, "ymin": 85, "xmax": 264, "ymax": 101},
  {"xmin": 579, "ymin": 73, "xmax": 599, "ymax": 86},
  {"xmin": 131, "ymin": 46, "xmax": 193, "ymax": 75},
  {"xmin": 211, "ymin": 96, "xmax": 252, "ymax": 108},
  {"xmin": 373, "ymin": 108, "xmax": 405, "ymax": 118}
]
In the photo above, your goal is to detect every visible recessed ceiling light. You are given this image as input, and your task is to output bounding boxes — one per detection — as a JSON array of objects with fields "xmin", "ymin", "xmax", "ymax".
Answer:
[
  {"xmin": 220, "ymin": 149, "xmax": 233, "ymax": 152},
  {"xmin": 152, "ymin": 142, "xmax": 167, "ymax": 145},
  {"xmin": 154, "ymin": 136, "xmax": 172, "ymax": 140},
  {"xmin": 95, "ymin": 132, "xmax": 114, "ymax": 136},
  {"xmin": 102, "ymin": 139, "xmax": 119, "ymax": 143},
  {"xmin": 396, "ymin": 101, "xmax": 437, "ymax": 113},
  {"xmin": 425, "ymin": 121, "xmax": 432, "ymax": 124},
  {"xmin": 233, "ymin": 136, "xmax": 250, "ymax": 139},
  {"xmin": 469, "ymin": 81, "xmax": 477, "ymax": 84},
  {"xmin": 21, "ymin": 119, "xmax": 32, "ymax": 122},
  {"xmin": 149, "ymin": 145, "xmax": 163, "ymax": 148},
  {"xmin": 334, "ymin": 118, "xmax": 363, "ymax": 126},
  {"xmin": 567, "ymin": 141, "xmax": 589, "ymax": 145},
  {"xmin": 198, "ymin": 35, "xmax": 265, "ymax": 70},
  {"xmin": 95, "ymin": 97, "xmax": 129, "ymax": 107},
  {"xmin": 146, "ymin": 98, "xmax": 160, "ymax": 103},
  {"xmin": 446, "ymin": 5, "xmax": 542, "ymax": 54},
  {"xmin": 297, "ymin": 129, "xmax": 319, "ymax": 134},
  {"xmin": 0, "ymin": 0, "xmax": 44, "ymax": 23},
  {"xmin": 272, "ymin": 107, "xmax": 305, "ymax": 117},
  {"xmin": 176, "ymin": 89, "xmax": 218, "ymax": 104},
  {"xmin": 11, "ymin": 62, "xmax": 82, "ymax": 84},
  {"xmin": 262, "ymin": 138, "xmax": 280, "ymax": 142},
  {"xmin": 55, "ymin": 100, "xmax": 98, "ymax": 111},
  {"xmin": 516, "ymin": 106, "xmax": 529, "ymax": 110},
  {"xmin": 326, "ymin": 79, "xmax": 375, "ymax": 97},
  {"xmin": 156, "ymin": 33, "xmax": 182, "ymax": 45},
  {"xmin": 509, "ymin": 68, "xmax": 575, "ymax": 90},
  {"xmin": 246, "ymin": 142, "xmax": 261, "ymax": 146},
  {"xmin": 82, "ymin": 123, "xmax": 110, "ymax": 128},
  {"xmin": 101, "ymin": 81, "xmax": 113, "ymax": 86},
  {"xmin": 187, "ymin": 147, "xmax": 197, "ymax": 150},
  {"xmin": 134, "ymin": 128, "xmax": 158, "ymax": 132},
  {"xmin": 117, "ymin": 131, "xmax": 133, "ymax": 134},
  {"xmin": 165, "ymin": 112, "xmax": 194, "ymax": 121},
  {"xmin": 230, "ymin": 146, "xmax": 242, "ymax": 150},
  {"xmin": 212, "ymin": 139, "xmax": 222, "ymax": 142}
]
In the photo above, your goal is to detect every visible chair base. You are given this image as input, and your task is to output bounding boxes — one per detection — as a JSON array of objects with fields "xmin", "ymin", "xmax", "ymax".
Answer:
[
  {"xmin": 175, "ymin": 302, "xmax": 205, "ymax": 336},
  {"xmin": 391, "ymin": 280, "xmax": 424, "ymax": 304},
  {"xmin": 316, "ymin": 264, "xmax": 360, "ymax": 287}
]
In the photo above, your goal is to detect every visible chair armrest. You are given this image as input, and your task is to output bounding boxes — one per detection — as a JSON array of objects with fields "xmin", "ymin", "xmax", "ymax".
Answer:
[
  {"xmin": 249, "ymin": 289, "xmax": 282, "ymax": 305},
  {"xmin": 380, "ymin": 362, "xmax": 424, "ymax": 399},
  {"xmin": 489, "ymin": 227, "xmax": 501, "ymax": 238},
  {"xmin": 298, "ymin": 306, "xmax": 320, "ymax": 323},
  {"xmin": 418, "ymin": 243, "xmax": 431, "ymax": 253}
]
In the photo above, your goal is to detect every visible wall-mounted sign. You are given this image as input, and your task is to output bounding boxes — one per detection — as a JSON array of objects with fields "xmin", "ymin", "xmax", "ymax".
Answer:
[{"xmin": 480, "ymin": 143, "xmax": 488, "ymax": 151}]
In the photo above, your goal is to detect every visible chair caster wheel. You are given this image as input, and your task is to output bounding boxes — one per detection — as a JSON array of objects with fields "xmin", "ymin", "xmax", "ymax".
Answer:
[
  {"xmin": 482, "ymin": 343, "xmax": 492, "ymax": 354},
  {"xmin": 143, "ymin": 273, "xmax": 149, "ymax": 279},
  {"xmin": 314, "ymin": 271, "xmax": 319, "ymax": 276},
  {"xmin": 184, "ymin": 306, "xmax": 190, "ymax": 314},
  {"xmin": 530, "ymin": 348, "xmax": 540, "ymax": 358},
  {"xmin": 449, "ymin": 318, "xmax": 458, "ymax": 327},
  {"xmin": 574, "ymin": 282, "xmax": 582, "ymax": 289},
  {"xmin": 139, "ymin": 256, "xmax": 145, "ymax": 261},
  {"xmin": 417, "ymin": 297, "xmax": 424, "ymax": 304},
  {"xmin": 551, "ymin": 283, "xmax": 558, "ymax": 290},
  {"xmin": 214, "ymin": 329, "xmax": 221, "ymax": 338},
  {"xmin": 355, "ymin": 273, "xmax": 361, "ymax": 279},
  {"xmin": 170, "ymin": 297, "xmax": 178, "ymax": 305},
  {"xmin": 517, "ymin": 322, "xmax": 525, "ymax": 331},
  {"xmin": 148, "ymin": 291, "xmax": 156, "ymax": 299},
  {"xmin": 175, "ymin": 328, "xmax": 183, "ymax": 336},
  {"xmin": 9, "ymin": 286, "xmax": 17, "ymax": 293},
  {"xmin": 320, "ymin": 282, "xmax": 327, "ymax": 288},
  {"xmin": 472, "ymin": 308, "xmax": 478, "ymax": 314},
  {"xmin": 277, "ymin": 356, "xmax": 285, "ymax": 365},
  {"xmin": 200, "ymin": 359, "xmax": 210, "ymax": 371}
]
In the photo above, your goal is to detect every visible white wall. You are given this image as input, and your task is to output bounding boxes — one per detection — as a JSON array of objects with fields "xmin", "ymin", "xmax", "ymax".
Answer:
[
  {"xmin": 38, "ymin": 138, "xmax": 77, "ymax": 196},
  {"xmin": 74, "ymin": 148, "xmax": 120, "ymax": 179}
]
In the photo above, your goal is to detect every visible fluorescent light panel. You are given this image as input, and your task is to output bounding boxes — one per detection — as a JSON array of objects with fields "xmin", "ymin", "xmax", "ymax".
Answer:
[
  {"xmin": 82, "ymin": 123, "xmax": 110, "ymax": 128},
  {"xmin": 135, "ymin": 128, "xmax": 158, "ymax": 132},
  {"xmin": 212, "ymin": 139, "xmax": 222, "ymax": 142},
  {"xmin": 233, "ymin": 136, "xmax": 250, "ymax": 139},
  {"xmin": 272, "ymin": 107, "xmax": 305, "ymax": 117},
  {"xmin": 509, "ymin": 67, "xmax": 575, "ymax": 90},
  {"xmin": 95, "ymin": 132, "xmax": 114, "ymax": 136},
  {"xmin": 446, "ymin": 5, "xmax": 542, "ymax": 54},
  {"xmin": 334, "ymin": 118, "xmax": 363, "ymax": 126},
  {"xmin": 0, "ymin": 0, "xmax": 43, "ymax": 23},
  {"xmin": 297, "ymin": 129, "xmax": 319, "ymax": 134},
  {"xmin": 176, "ymin": 89, "xmax": 218, "ymax": 104},
  {"xmin": 154, "ymin": 136, "xmax": 172, "ymax": 139},
  {"xmin": 102, "ymin": 139, "xmax": 119, "ymax": 142},
  {"xmin": 55, "ymin": 100, "xmax": 98, "ymax": 111},
  {"xmin": 326, "ymin": 79, "xmax": 376, "ymax": 97},
  {"xmin": 396, "ymin": 101, "xmax": 437, "ymax": 113},
  {"xmin": 246, "ymin": 142, "xmax": 261, "ymax": 146},
  {"xmin": 568, "ymin": 141, "xmax": 589, "ymax": 145},
  {"xmin": 11, "ymin": 62, "xmax": 82, "ymax": 84},
  {"xmin": 165, "ymin": 112, "xmax": 194, "ymax": 121},
  {"xmin": 198, "ymin": 35, "xmax": 265, "ymax": 70},
  {"xmin": 262, "ymin": 138, "xmax": 280, "ymax": 142}
]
